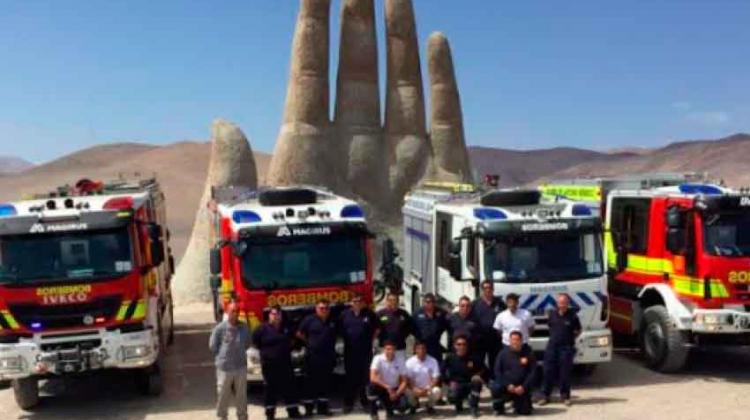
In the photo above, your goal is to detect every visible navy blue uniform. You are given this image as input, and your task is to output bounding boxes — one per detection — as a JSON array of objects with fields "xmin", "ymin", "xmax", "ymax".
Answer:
[
  {"xmin": 543, "ymin": 309, "xmax": 582, "ymax": 399},
  {"xmin": 338, "ymin": 307, "xmax": 377, "ymax": 409},
  {"xmin": 472, "ymin": 296, "xmax": 506, "ymax": 376},
  {"xmin": 447, "ymin": 313, "xmax": 479, "ymax": 353},
  {"xmin": 375, "ymin": 308, "xmax": 412, "ymax": 351},
  {"xmin": 252, "ymin": 323, "xmax": 300, "ymax": 417},
  {"xmin": 491, "ymin": 344, "xmax": 536, "ymax": 415},
  {"xmin": 298, "ymin": 314, "xmax": 337, "ymax": 412},
  {"xmin": 442, "ymin": 353, "xmax": 486, "ymax": 412},
  {"xmin": 412, "ymin": 307, "xmax": 449, "ymax": 361}
]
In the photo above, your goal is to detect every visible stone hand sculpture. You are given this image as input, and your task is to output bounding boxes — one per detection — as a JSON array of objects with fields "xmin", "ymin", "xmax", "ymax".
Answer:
[
  {"xmin": 172, "ymin": 119, "xmax": 257, "ymax": 304},
  {"xmin": 267, "ymin": 0, "xmax": 472, "ymax": 218}
]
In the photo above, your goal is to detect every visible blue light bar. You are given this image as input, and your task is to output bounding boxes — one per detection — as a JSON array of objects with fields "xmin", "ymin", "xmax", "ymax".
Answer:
[
  {"xmin": 679, "ymin": 183, "xmax": 723, "ymax": 195},
  {"xmin": 232, "ymin": 210, "xmax": 262, "ymax": 224},
  {"xmin": 473, "ymin": 207, "xmax": 507, "ymax": 220},
  {"xmin": 341, "ymin": 205, "xmax": 365, "ymax": 218},
  {"xmin": 0, "ymin": 204, "xmax": 17, "ymax": 217},
  {"xmin": 572, "ymin": 204, "xmax": 592, "ymax": 216},
  {"xmin": 30, "ymin": 322, "xmax": 42, "ymax": 330}
]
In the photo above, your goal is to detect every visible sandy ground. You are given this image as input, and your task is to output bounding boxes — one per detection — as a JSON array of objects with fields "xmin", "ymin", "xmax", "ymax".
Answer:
[{"xmin": 2, "ymin": 303, "xmax": 750, "ymax": 420}]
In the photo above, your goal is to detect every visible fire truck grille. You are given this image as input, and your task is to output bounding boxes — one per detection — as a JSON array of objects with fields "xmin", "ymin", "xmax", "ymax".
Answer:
[{"xmin": 9, "ymin": 296, "xmax": 121, "ymax": 330}]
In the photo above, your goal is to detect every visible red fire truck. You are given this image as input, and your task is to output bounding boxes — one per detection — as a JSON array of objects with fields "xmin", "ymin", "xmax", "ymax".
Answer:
[
  {"xmin": 207, "ymin": 186, "xmax": 374, "ymax": 380},
  {"xmin": 543, "ymin": 175, "xmax": 750, "ymax": 372},
  {"xmin": 0, "ymin": 178, "xmax": 175, "ymax": 408}
]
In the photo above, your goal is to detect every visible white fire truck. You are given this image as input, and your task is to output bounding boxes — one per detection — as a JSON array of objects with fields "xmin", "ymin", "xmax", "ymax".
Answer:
[
  {"xmin": 402, "ymin": 183, "xmax": 612, "ymax": 366},
  {"xmin": 0, "ymin": 178, "xmax": 174, "ymax": 408},
  {"xmin": 207, "ymin": 186, "xmax": 375, "ymax": 380}
]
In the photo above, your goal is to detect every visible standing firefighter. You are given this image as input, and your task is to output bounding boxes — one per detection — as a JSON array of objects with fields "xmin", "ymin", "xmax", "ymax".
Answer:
[
  {"xmin": 209, "ymin": 302, "xmax": 251, "ymax": 420},
  {"xmin": 412, "ymin": 293, "xmax": 449, "ymax": 362},
  {"xmin": 376, "ymin": 292, "xmax": 413, "ymax": 361},
  {"xmin": 251, "ymin": 306, "xmax": 301, "ymax": 420},
  {"xmin": 339, "ymin": 293, "xmax": 379, "ymax": 413},
  {"xmin": 541, "ymin": 294, "xmax": 582, "ymax": 406},
  {"xmin": 472, "ymin": 280, "xmax": 506, "ymax": 376},
  {"xmin": 297, "ymin": 299, "xmax": 337, "ymax": 416},
  {"xmin": 447, "ymin": 296, "xmax": 480, "ymax": 352}
]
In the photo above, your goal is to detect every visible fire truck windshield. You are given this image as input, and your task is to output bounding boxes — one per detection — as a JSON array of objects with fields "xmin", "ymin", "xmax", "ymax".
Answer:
[
  {"xmin": 483, "ymin": 231, "xmax": 603, "ymax": 283},
  {"xmin": 0, "ymin": 228, "xmax": 133, "ymax": 284},
  {"xmin": 241, "ymin": 235, "xmax": 367, "ymax": 290},
  {"xmin": 703, "ymin": 211, "xmax": 750, "ymax": 257}
]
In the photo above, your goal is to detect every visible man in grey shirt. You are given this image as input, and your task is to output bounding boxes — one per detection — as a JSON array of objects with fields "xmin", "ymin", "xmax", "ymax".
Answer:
[{"xmin": 209, "ymin": 301, "xmax": 251, "ymax": 420}]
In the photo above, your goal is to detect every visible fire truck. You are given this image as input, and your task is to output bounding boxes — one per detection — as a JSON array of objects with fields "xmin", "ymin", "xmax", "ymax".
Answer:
[
  {"xmin": 401, "ymin": 182, "xmax": 612, "ymax": 368},
  {"xmin": 0, "ymin": 178, "xmax": 175, "ymax": 408},
  {"xmin": 542, "ymin": 175, "xmax": 750, "ymax": 372},
  {"xmin": 207, "ymin": 186, "xmax": 374, "ymax": 380}
]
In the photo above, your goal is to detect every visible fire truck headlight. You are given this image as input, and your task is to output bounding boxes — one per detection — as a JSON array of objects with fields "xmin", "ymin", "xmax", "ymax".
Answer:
[
  {"xmin": 247, "ymin": 347, "xmax": 260, "ymax": 367},
  {"xmin": 0, "ymin": 356, "xmax": 23, "ymax": 372},
  {"xmin": 122, "ymin": 345, "xmax": 152, "ymax": 361},
  {"xmin": 587, "ymin": 335, "xmax": 611, "ymax": 348}
]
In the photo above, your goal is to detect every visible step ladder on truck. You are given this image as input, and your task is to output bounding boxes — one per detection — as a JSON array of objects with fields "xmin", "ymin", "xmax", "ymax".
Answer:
[
  {"xmin": 400, "ymin": 182, "xmax": 612, "ymax": 370},
  {"xmin": 541, "ymin": 174, "xmax": 750, "ymax": 372}
]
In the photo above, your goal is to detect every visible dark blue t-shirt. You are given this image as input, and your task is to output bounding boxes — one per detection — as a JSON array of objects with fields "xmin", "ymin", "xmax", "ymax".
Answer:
[{"xmin": 298, "ymin": 314, "xmax": 337, "ymax": 357}]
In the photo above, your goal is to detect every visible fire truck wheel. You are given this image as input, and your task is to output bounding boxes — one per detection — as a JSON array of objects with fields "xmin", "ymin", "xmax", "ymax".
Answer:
[
  {"xmin": 641, "ymin": 306, "xmax": 689, "ymax": 373},
  {"xmin": 136, "ymin": 366, "xmax": 163, "ymax": 396},
  {"xmin": 12, "ymin": 377, "xmax": 40, "ymax": 410},
  {"xmin": 167, "ymin": 302, "xmax": 175, "ymax": 346}
]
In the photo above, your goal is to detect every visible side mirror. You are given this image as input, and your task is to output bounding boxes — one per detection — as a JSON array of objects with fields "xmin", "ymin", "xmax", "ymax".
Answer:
[
  {"xmin": 382, "ymin": 238, "xmax": 398, "ymax": 266},
  {"xmin": 210, "ymin": 275, "xmax": 221, "ymax": 291},
  {"xmin": 150, "ymin": 240, "xmax": 165, "ymax": 267},
  {"xmin": 210, "ymin": 247, "xmax": 222, "ymax": 276},
  {"xmin": 448, "ymin": 239, "xmax": 463, "ymax": 280},
  {"xmin": 616, "ymin": 246, "xmax": 628, "ymax": 272}
]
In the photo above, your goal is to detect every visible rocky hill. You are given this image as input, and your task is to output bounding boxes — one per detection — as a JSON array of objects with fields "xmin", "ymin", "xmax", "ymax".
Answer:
[{"xmin": 0, "ymin": 156, "xmax": 34, "ymax": 174}]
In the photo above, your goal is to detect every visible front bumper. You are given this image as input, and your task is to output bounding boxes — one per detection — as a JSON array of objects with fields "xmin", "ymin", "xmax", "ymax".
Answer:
[
  {"xmin": 528, "ymin": 329, "xmax": 612, "ymax": 364},
  {"xmin": 0, "ymin": 327, "xmax": 159, "ymax": 380},
  {"xmin": 687, "ymin": 309, "xmax": 750, "ymax": 334}
]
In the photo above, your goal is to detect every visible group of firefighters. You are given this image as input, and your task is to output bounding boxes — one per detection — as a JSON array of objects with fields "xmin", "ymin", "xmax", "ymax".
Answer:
[{"xmin": 209, "ymin": 280, "xmax": 582, "ymax": 420}]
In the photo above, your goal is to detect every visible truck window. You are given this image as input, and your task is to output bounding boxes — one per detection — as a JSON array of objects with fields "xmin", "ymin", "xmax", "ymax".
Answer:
[{"xmin": 610, "ymin": 197, "xmax": 650, "ymax": 254}]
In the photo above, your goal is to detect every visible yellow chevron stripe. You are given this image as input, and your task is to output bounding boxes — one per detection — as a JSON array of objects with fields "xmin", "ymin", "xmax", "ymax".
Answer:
[
  {"xmin": 1, "ymin": 310, "xmax": 19, "ymax": 329},
  {"xmin": 132, "ymin": 300, "xmax": 146, "ymax": 319},
  {"xmin": 116, "ymin": 301, "xmax": 131, "ymax": 321}
]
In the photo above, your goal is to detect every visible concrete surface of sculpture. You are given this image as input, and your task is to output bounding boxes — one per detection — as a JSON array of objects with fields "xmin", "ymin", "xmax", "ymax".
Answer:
[
  {"xmin": 267, "ymin": 0, "xmax": 472, "ymax": 219},
  {"xmin": 172, "ymin": 119, "xmax": 257, "ymax": 304}
]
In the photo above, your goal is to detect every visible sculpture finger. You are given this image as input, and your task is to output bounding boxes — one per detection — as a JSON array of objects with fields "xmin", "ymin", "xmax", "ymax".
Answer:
[
  {"xmin": 426, "ymin": 32, "xmax": 472, "ymax": 183},
  {"xmin": 268, "ymin": 0, "xmax": 337, "ymax": 188},
  {"xmin": 335, "ymin": 0, "xmax": 387, "ymax": 202}
]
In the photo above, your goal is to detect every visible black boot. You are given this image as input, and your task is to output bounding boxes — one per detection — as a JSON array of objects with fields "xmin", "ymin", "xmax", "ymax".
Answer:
[
  {"xmin": 287, "ymin": 406, "xmax": 302, "ymax": 419},
  {"xmin": 455, "ymin": 400, "xmax": 464, "ymax": 413},
  {"xmin": 317, "ymin": 400, "xmax": 333, "ymax": 416},
  {"xmin": 493, "ymin": 401, "xmax": 505, "ymax": 415},
  {"xmin": 370, "ymin": 400, "xmax": 380, "ymax": 420},
  {"xmin": 265, "ymin": 407, "xmax": 276, "ymax": 420},
  {"xmin": 303, "ymin": 403, "xmax": 315, "ymax": 418}
]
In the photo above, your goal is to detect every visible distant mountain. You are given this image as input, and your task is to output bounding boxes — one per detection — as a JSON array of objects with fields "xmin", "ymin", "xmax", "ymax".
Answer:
[
  {"xmin": 0, "ymin": 156, "xmax": 34, "ymax": 174},
  {"xmin": 0, "ymin": 142, "xmax": 271, "ymax": 260},
  {"xmin": 469, "ymin": 133, "xmax": 750, "ymax": 188}
]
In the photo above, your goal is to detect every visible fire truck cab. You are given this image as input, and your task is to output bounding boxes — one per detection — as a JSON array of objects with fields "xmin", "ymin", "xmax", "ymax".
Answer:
[
  {"xmin": 207, "ymin": 186, "xmax": 374, "ymax": 381},
  {"xmin": 402, "ymin": 183, "xmax": 612, "ymax": 366},
  {"xmin": 0, "ymin": 178, "xmax": 175, "ymax": 408},
  {"xmin": 543, "ymin": 175, "xmax": 750, "ymax": 372}
]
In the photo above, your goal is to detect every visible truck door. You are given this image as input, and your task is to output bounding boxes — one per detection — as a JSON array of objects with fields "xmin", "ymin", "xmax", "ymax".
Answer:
[{"xmin": 435, "ymin": 212, "xmax": 473, "ymax": 306}]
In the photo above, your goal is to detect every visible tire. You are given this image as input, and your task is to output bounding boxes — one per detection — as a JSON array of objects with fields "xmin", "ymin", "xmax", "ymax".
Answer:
[
  {"xmin": 12, "ymin": 377, "xmax": 39, "ymax": 410},
  {"xmin": 212, "ymin": 292, "xmax": 222, "ymax": 323},
  {"xmin": 135, "ymin": 366, "xmax": 163, "ymax": 396},
  {"xmin": 640, "ymin": 305, "xmax": 689, "ymax": 373},
  {"xmin": 373, "ymin": 282, "xmax": 386, "ymax": 304},
  {"xmin": 167, "ymin": 301, "xmax": 175, "ymax": 346}
]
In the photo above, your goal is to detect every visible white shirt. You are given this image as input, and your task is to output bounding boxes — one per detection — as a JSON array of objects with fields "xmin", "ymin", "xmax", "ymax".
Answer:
[
  {"xmin": 493, "ymin": 308, "xmax": 535, "ymax": 345},
  {"xmin": 405, "ymin": 355, "xmax": 440, "ymax": 389},
  {"xmin": 370, "ymin": 353, "xmax": 406, "ymax": 389}
]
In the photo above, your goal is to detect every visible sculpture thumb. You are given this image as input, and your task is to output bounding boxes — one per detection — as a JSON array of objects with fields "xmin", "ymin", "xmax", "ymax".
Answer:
[{"xmin": 172, "ymin": 119, "xmax": 257, "ymax": 305}]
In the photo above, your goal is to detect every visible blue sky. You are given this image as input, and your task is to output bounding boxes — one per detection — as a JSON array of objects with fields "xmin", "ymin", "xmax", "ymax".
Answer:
[{"xmin": 1, "ymin": 0, "xmax": 749, "ymax": 163}]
